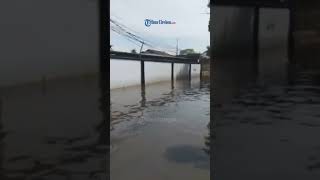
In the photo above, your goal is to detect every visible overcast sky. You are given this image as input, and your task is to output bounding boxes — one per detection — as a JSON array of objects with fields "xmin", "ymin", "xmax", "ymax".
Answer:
[{"xmin": 110, "ymin": 0, "xmax": 210, "ymax": 54}]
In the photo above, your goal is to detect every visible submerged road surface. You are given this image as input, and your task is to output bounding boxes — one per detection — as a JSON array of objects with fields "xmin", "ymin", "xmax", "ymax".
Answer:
[{"xmin": 111, "ymin": 78, "xmax": 210, "ymax": 180}]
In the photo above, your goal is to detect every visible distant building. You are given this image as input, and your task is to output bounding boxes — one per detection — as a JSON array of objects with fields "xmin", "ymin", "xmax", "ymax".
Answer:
[
  {"xmin": 141, "ymin": 49, "xmax": 174, "ymax": 57},
  {"xmin": 178, "ymin": 53, "xmax": 201, "ymax": 60}
]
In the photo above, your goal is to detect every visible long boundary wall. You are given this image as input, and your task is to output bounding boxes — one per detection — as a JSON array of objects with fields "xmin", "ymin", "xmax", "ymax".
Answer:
[{"xmin": 110, "ymin": 59, "xmax": 200, "ymax": 89}]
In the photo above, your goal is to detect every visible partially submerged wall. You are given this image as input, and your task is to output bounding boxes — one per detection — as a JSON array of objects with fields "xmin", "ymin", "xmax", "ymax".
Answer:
[
  {"xmin": 211, "ymin": 6, "xmax": 290, "ymax": 104},
  {"xmin": 211, "ymin": 6, "xmax": 256, "ymax": 104},
  {"xmin": 258, "ymin": 8, "xmax": 289, "ymax": 85},
  {"xmin": 110, "ymin": 59, "xmax": 200, "ymax": 89},
  {"xmin": 294, "ymin": 1, "xmax": 320, "ymax": 69}
]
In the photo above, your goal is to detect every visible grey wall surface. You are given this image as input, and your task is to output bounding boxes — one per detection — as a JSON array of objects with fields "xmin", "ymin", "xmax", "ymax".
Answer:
[
  {"xmin": 211, "ymin": 6, "xmax": 289, "ymax": 104},
  {"xmin": 0, "ymin": 0, "xmax": 99, "ymax": 87},
  {"xmin": 258, "ymin": 8, "xmax": 289, "ymax": 85},
  {"xmin": 212, "ymin": 6, "xmax": 256, "ymax": 105},
  {"xmin": 212, "ymin": 6, "xmax": 255, "ymax": 58}
]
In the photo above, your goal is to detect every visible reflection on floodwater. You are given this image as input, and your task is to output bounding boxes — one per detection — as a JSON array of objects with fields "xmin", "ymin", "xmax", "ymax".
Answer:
[
  {"xmin": 111, "ymin": 78, "xmax": 210, "ymax": 180},
  {"xmin": 214, "ymin": 70, "xmax": 320, "ymax": 179},
  {"xmin": 164, "ymin": 145, "xmax": 209, "ymax": 170}
]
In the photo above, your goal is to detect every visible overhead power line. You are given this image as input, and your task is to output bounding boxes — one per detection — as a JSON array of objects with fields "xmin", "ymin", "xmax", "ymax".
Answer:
[{"xmin": 110, "ymin": 18, "xmax": 178, "ymax": 55}]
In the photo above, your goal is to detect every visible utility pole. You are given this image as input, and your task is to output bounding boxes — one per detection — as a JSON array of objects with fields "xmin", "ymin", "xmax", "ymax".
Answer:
[
  {"xmin": 176, "ymin": 39, "xmax": 179, "ymax": 56},
  {"xmin": 139, "ymin": 41, "xmax": 144, "ymax": 55},
  {"xmin": 172, "ymin": 38, "xmax": 179, "ymax": 89}
]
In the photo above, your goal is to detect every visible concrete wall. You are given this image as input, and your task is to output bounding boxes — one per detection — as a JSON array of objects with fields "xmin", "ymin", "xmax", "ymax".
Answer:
[
  {"xmin": 211, "ymin": 6, "xmax": 289, "ymax": 105},
  {"xmin": 110, "ymin": 59, "xmax": 200, "ymax": 89},
  {"xmin": 258, "ymin": 8, "xmax": 289, "ymax": 85},
  {"xmin": 191, "ymin": 64, "xmax": 201, "ymax": 77},
  {"xmin": 294, "ymin": 1, "xmax": 320, "ymax": 68},
  {"xmin": 0, "ymin": 0, "xmax": 99, "ymax": 87},
  {"xmin": 145, "ymin": 62, "xmax": 171, "ymax": 83},
  {"xmin": 110, "ymin": 60, "xmax": 141, "ymax": 89},
  {"xmin": 175, "ymin": 63, "xmax": 190, "ymax": 80},
  {"xmin": 212, "ymin": 6, "xmax": 255, "ymax": 58},
  {"xmin": 212, "ymin": 6, "xmax": 256, "ymax": 105}
]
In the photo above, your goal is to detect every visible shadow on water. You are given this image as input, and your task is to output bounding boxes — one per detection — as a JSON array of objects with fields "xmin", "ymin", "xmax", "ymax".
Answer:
[
  {"xmin": 163, "ymin": 80, "xmax": 211, "ymax": 170},
  {"xmin": 164, "ymin": 145, "xmax": 209, "ymax": 170}
]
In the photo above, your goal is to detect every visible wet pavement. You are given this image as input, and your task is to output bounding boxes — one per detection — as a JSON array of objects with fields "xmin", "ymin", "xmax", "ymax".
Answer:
[
  {"xmin": 110, "ymin": 78, "xmax": 210, "ymax": 180},
  {"xmin": 0, "ymin": 76, "xmax": 107, "ymax": 180},
  {"xmin": 214, "ymin": 70, "xmax": 320, "ymax": 180}
]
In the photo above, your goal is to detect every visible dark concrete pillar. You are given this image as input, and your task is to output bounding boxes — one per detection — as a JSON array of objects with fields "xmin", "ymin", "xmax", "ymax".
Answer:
[
  {"xmin": 141, "ymin": 61, "xmax": 145, "ymax": 88},
  {"xmin": 211, "ymin": 6, "xmax": 256, "ymax": 105},
  {"xmin": 188, "ymin": 64, "xmax": 192, "ymax": 81},
  {"xmin": 253, "ymin": 6, "xmax": 260, "ymax": 80},
  {"xmin": 294, "ymin": 1, "xmax": 320, "ymax": 69},
  {"xmin": 258, "ymin": 8, "xmax": 290, "ymax": 85},
  {"xmin": 200, "ymin": 62, "xmax": 203, "ymax": 81},
  {"xmin": 288, "ymin": 2, "xmax": 295, "ymax": 65},
  {"xmin": 171, "ymin": 63, "xmax": 174, "ymax": 82},
  {"xmin": 0, "ymin": 98, "xmax": 2, "ymax": 123}
]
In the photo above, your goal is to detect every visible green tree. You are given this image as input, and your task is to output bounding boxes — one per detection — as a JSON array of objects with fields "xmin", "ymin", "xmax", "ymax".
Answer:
[
  {"xmin": 180, "ymin": 49, "xmax": 195, "ymax": 55},
  {"xmin": 206, "ymin": 46, "xmax": 210, "ymax": 56},
  {"xmin": 131, "ymin": 49, "xmax": 137, "ymax": 54}
]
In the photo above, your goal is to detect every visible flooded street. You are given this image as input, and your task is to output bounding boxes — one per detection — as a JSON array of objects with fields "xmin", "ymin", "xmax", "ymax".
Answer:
[
  {"xmin": 111, "ymin": 78, "xmax": 210, "ymax": 180},
  {"xmin": 214, "ymin": 70, "xmax": 320, "ymax": 180}
]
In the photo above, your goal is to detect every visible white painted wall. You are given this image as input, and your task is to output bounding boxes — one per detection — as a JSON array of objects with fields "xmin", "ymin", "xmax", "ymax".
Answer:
[
  {"xmin": 174, "ymin": 63, "xmax": 189, "ymax": 80},
  {"xmin": 110, "ymin": 59, "xmax": 201, "ymax": 89},
  {"xmin": 0, "ymin": 0, "xmax": 99, "ymax": 87},
  {"xmin": 110, "ymin": 60, "xmax": 141, "ymax": 89},
  {"xmin": 191, "ymin": 64, "xmax": 201, "ymax": 77},
  {"xmin": 145, "ymin": 62, "xmax": 171, "ymax": 84}
]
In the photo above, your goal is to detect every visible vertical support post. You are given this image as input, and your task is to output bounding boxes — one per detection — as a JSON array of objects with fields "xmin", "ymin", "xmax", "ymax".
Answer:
[
  {"xmin": 200, "ymin": 61, "xmax": 203, "ymax": 81},
  {"xmin": 0, "ymin": 97, "xmax": 2, "ymax": 137},
  {"xmin": 253, "ymin": 6, "xmax": 260, "ymax": 80},
  {"xmin": 287, "ymin": 0, "xmax": 296, "ymax": 84},
  {"xmin": 140, "ymin": 85, "xmax": 146, "ymax": 108},
  {"xmin": 188, "ymin": 64, "xmax": 192, "ymax": 81},
  {"xmin": 98, "ymin": 0, "xmax": 109, "ymax": 147},
  {"xmin": 288, "ymin": 1, "xmax": 295, "ymax": 66},
  {"xmin": 171, "ymin": 62, "xmax": 174, "ymax": 88},
  {"xmin": 139, "ymin": 42, "xmax": 145, "ymax": 88},
  {"xmin": 141, "ymin": 61, "xmax": 145, "ymax": 87},
  {"xmin": 0, "ymin": 97, "xmax": 2, "ymax": 123}
]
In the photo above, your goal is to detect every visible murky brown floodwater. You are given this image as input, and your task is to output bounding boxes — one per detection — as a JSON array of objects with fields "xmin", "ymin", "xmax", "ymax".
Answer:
[
  {"xmin": 111, "ymin": 78, "xmax": 210, "ymax": 180},
  {"xmin": 0, "ymin": 76, "xmax": 107, "ymax": 180},
  {"xmin": 214, "ymin": 70, "xmax": 320, "ymax": 180}
]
